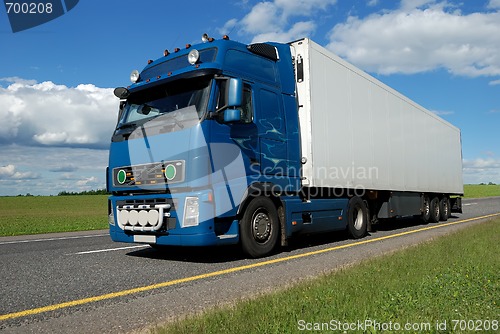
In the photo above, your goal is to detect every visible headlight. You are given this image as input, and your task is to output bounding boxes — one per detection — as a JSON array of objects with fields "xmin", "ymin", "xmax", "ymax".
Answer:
[
  {"xmin": 183, "ymin": 197, "xmax": 199, "ymax": 227},
  {"xmin": 188, "ymin": 49, "xmax": 200, "ymax": 65},
  {"xmin": 130, "ymin": 70, "xmax": 140, "ymax": 83}
]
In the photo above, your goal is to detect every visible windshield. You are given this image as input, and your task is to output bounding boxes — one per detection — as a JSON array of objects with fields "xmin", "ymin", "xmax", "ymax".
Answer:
[{"xmin": 117, "ymin": 76, "xmax": 212, "ymax": 128}]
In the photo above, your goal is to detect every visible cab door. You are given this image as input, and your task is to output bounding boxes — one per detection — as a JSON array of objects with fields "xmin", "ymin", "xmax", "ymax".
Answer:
[{"xmin": 255, "ymin": 87, "xmax": 287, "ymax": 176}]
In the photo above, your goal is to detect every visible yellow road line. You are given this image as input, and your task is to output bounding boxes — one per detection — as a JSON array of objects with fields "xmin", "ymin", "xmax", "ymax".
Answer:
[{"xmin": 1, "ymin": 212, "xmax": 499, "ymax": 322}]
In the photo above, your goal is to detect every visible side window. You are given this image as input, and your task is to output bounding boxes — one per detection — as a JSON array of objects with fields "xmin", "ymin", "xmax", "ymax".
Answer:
[{"xmin": 239, "ymin": 85, "xmax": 253, "ymax": 123}]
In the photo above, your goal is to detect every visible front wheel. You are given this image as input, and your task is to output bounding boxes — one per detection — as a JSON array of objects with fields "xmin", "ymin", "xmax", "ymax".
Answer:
[
  {"xmin": 240, "ymin": 197, "xmax": 279, "ymax": 258},
  {"xmin": 347, "ymin": 196, "xmax": 368, "ymax": 239}
]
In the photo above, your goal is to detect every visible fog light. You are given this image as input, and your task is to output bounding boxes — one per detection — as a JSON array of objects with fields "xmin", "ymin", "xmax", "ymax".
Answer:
[
  {"xmin": 128, "ymin": 210, "xmax": 139, "ymax": 226},
  {"xmin": 119, "ymin": 210, "xmax": 130, "ymax": 226},
  {"xmin": 183, "ymin": 197, "xmax": 199, "ymax": 227}
]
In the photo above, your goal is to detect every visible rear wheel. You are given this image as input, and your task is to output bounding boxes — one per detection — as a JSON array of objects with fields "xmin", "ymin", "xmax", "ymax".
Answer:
[
  {"xmin": 439, "ymin": 197, "xmax": 450, "ymax": 221},
  {"xmin": 240, "ymin": 196, "xmax": 279, "ymax": 258},
  {"xmin": 421, "ymin": 195, "xmax": 431, "ymax": 223},
  {"xmin": 347, "ymin": 196, "xmax": 368, "ymax": 239},
  {"xmin": 429, "ymin": 197, "xmax": 440, "ymax": 223}
]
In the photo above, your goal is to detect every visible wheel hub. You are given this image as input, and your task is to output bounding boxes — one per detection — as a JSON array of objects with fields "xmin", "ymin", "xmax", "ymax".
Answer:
[
  {"xmin": 353, "ymin": 207, "xmax": 364, "ymax": 230},
  {"xmin": 252, "ymin": 211, "xmax": 272, "ymax": 242}
]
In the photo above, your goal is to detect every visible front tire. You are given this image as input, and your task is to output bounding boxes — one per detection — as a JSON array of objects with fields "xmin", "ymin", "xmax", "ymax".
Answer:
[
  {"xmin": 240, "ymin": 197, "xmax": 279, "ymax": 258},
  {"xmin": 347, "ymin": 196, "xmax": 368, "ymax": 239}
]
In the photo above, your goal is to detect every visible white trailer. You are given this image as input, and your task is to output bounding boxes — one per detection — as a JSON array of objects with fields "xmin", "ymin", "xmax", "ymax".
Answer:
[{"xmin": 291, "ymin": 38, "xmax": 463, "ymax": 221}]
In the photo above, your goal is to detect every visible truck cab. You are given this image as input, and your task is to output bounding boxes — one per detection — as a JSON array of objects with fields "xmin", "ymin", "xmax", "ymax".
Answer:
[{"xmin": 107, "ymin": 35, "xmax": 303, "ymax": 255}]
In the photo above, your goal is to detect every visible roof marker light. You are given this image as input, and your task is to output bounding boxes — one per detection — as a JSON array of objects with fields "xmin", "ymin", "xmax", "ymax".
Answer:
[
  {"xmin": 202, "ymin": 33, "xmax": 214, "ymax": 43},
  {"xmin": 164, "ymin": 49, "xmax": 170, "ymax": 56},
  {"xmin": 222, "ymin": 35, "xmax": 230, "ymax": 40},
  {"xmin": 130, "ymin": 70, "xmax": 139, "ymax": 83},
  {"xmin": 174, "ymin": 48, "xmax": 180, "ymax": 53},
  {"xmin": 186, "ymin": 44, "xmax": 191, "ymax": 49},
  {"xmin": 147, "ymin": 59, "xmax": 153, "ymax": 64}
]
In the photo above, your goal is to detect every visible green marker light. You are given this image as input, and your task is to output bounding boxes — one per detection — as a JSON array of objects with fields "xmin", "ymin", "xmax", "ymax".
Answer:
[
  {"xmin": 117, "ymin": 169, "xmax": 127, "ymax": 184},
  {"xmin": 164, "ymin": 164, "xmax": 176, "ymax": 181}
]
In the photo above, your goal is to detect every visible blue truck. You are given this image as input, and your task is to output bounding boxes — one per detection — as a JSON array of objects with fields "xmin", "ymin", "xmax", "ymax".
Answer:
[{"xmin": 108, "ymin": 35, "xmax": 463, "ymax": 257}]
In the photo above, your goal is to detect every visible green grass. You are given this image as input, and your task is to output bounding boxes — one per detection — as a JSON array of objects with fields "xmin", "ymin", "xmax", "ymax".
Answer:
[
  {"xmin": 155, "ymin": 219, "xmax": 500, "ymax": 334},
  {"xmin": 463, "ymin": 184, "xmax": 500, "ymax": 198},
  {"xmin": 0, "ymin": 195, "xmax": 108, "ymax": 236}
]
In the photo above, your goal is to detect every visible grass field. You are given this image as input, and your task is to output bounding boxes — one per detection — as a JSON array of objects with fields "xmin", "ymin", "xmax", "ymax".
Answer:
[
  {"xmin": 463, "ymin": 184, "xmax": 500, "ymax": 198},
  {"xmin": 0, "ymin": 195, "xmax": 108, "ymax": 237},
  {"xmin": 0, "ymin": 184, "xmax": 497, "ymax": 237},
  {"xmin": 155, "ymin": 218, "xmax": 500, "ymax": 334}
]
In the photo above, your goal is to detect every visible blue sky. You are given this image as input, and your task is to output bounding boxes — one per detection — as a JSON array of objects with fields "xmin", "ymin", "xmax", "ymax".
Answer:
[{"xmin": 1, "ymin": 0, "xmax": 499, "ymax": 195}]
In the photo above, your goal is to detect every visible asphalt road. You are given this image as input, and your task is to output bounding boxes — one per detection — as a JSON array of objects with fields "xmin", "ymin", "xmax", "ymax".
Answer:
[{"xmin": 1, "ymin": 197, "xmax": 499, "ymax": 333}]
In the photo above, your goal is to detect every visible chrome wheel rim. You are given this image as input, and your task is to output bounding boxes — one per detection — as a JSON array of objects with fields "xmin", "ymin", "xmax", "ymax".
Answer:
[
  {"xmin": 251, "ymin": 209, "xmax": 272, "ymax": 243},
  {"xmin": 353, "ymin": 207, "xmax": 364, "ymax": 230}
]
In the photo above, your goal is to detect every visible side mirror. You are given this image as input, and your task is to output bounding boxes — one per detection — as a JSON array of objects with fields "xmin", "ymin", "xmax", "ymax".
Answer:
[
  {"xmin": 223, "ymin": 108, "xmax": 241, "ymax": 122},
  {"xmin": 114, "ymin": 87, "xmax": 130, "ymax": 99},
  {"xmin": 227, "ymin": 78, "xmax": 242, "ymax": 107}
]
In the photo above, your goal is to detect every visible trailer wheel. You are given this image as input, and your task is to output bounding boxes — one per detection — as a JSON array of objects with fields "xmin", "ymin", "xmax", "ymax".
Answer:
[
  {"xmin": 240, "ymin": 196, "xmax": 279, "ymax": 258},
  {"xmin": 421, "ymin": 195, "xmax": 431, "ymax": 223},
  {"xmin": 439, "ymin": 197, "xmax": 450, "ymax": 221},
  {"xmin": 347, "ymin": 196, "xmax": 368, "ymax": 239},
  {"xmin": 429, "ymin": 197, "xmax": 440, "ymax": 223}
]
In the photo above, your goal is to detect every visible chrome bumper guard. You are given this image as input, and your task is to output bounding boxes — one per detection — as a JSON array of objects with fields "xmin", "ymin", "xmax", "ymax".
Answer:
[{"xmin": 116, "ymin": 204, "xmax": 171, "ymax": 232}]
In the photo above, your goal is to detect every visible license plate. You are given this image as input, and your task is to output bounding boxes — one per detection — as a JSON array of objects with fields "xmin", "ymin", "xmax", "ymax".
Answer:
[{"xmin": 134, "ymin": 234, "xmax": 156, "ymax": 244}]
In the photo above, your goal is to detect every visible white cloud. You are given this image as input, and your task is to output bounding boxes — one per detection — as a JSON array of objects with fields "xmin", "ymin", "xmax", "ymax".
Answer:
[
  {"xmin": 223, "ymin": 0, "xmax": 337, "ymax": 43},
  {"xmin": 463, "ymin": 158, "xmax": 500, "ymax": 169},
  {"xmin": 49, "ymin": 164, "xmax": 78, "ymax": 172},
  {"xmin": 0, "ymin": 165, "xmax": 16, "ymax": 178},
  {"xmin": 0, "ymin": 77, "xmax": 37, "ymax": 86},
  {"xmin": 219, "ymin": 18, "xmax": 238, "ymax": 35},
  {"xmin": 0, "ymin": 164, "xmax": 39, "ymax": 180},
  {"xmin": 0, "ymin": 79, "xmax": 117, "ymax": 148},
  {"xmin": 327, "ymin": 2, "xmax": 500, "ymax": 78},
  {"xmin": 463, "ymin": 158, "xmax": 500, "ymax": 184},
  {"xmin": 489, "ymin": 79, "xmax": 500, "ymax": 85},
  {"xmin": 249, "ymin": 21, "xmax": 317, "ymax": 45},
  {"xmin": 0, "ymin": 144, "xmax": 108, "ymax": 195},
  {"xmin": 76, "ymin": 176, "xmax": 99, "ymax": 187},
  {"xmin": 488, "ymin": 0, "xmax": 500, "ymax": 9},
  {"xmin": 399, "ymin": 0, "xmax": 436, "ymax": 11}
]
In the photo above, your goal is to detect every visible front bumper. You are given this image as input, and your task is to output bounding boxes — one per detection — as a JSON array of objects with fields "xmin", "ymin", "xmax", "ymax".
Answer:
[{"xmin": 108, "ymin": 190, "xmax": 239, "ymax": 246}]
